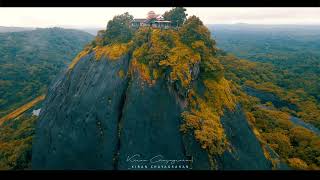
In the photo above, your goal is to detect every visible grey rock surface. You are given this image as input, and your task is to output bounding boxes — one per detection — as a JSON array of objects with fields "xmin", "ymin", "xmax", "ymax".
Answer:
[
  {"xmin": 32, "ymin": 53, "xmax": 273, "ymax": 170},
  {"xmin": 216, "ymin": 105, "xmax": 273, "ymax": 170},
  {"xmin": 32, "ymin": 53, "xmax": 129, "ymax": 169},
  {"xmin": 243, "ymin": 86, "xmax": 298, "ymax": 111},
  {"xmin": 117, "ymin": 74, "xmax": 191, "ymax": 170}
]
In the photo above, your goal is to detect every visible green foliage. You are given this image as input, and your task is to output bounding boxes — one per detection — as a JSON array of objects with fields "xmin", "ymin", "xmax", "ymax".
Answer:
[
  {"xmin": 219, "ymin": 54, "xmax": 320, "ymax": 129},
  {"xmin": 104, "ymin": 12, "xmax": 134, "ymax": 45},
  {"xmin": 202, "ymin": 78, "xmax": 237, "ymax": 115},
  {"xmin": 180, "ymin": 78, "xmax": 236, "ymax": 168},
  {"xmin": 131, "ymin": 27, "xmax": 151, "ymax": 49},
  {"xmin": 0, "ymin": 114, "xmax": 37, "ymax": 170},
  {"xmin": 159, "ymin": 44, "xmax": 201, "ymax": 87},
  {"xmin": 0, "ymin": 28, "xmax": 93, "ymax": 117},
  {"xmin": 178, "ymin": 16, "xmax": 224, "ymax": 82},
  {"xmin": 126, "ymin": 16, "xmax": 235, "ymax": 163},
  {"xmin": 179, "ymin": 16, "xmax": 216, "ymax": 51},
  {"xmin": 263, "ymin": 132, "xmax": 293, "ymax": 158},
  {"xmin": 93, "ymin": 43, "xmax": 129, "ymax": 61},
  {"xmin": 131, "ymin": 28, "xmax": 179, "ymax": 86},
  {"xmin": 133, "ymin": 43, "xmax": 150, "ymax": 65},
  {"xmin": 243, "ymin": 106, "xmax": 320, "ymax": 169},
  {"xmin": 287, "ymin": 158, "xmax": 309, "ymax": 170},
  {"xmin": 213, "ymin": 25, "xmax": 320, "ymax": 102},
  {"xmin": 181, "ymin": 89, "xmax": 230, "ymax": 157},
  {"xmin": 132, "ymin": 28, "xmax": 176, "ymax": 65},
  {"xmin": 217, "ymin": 29, "xmax": 320, "ymax": 169},
  {"xmin": 163, "ymin": 7, "xmax": 188, "ymax": 27},
  {"xmin": 200, "ymin": 57, "xmax": 224, "ymax": 81}
]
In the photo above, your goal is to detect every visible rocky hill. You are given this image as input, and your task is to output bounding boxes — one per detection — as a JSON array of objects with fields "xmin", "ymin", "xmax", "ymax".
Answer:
[{"xmin": 31, "ymin": 13, "xmax": 278, "ymax": 170}]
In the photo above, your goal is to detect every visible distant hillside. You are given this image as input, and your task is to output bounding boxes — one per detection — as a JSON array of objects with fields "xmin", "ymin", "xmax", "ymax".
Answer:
[
  {"xmin": 0, "ymin": 27, "xmax": 94, "ymax": 117},
  {"xmin": 79, "ymin": 27, "xmax": 103, "ymax": 36},
  {"xmin": 210, "ymin": 24, "xmax": 320, "ymax": 68},
  {"xmin": 0, "ymin": 26, "xmax": 35, "ymax": 33},
  {"xmin": 0, "ymin": 95, "xmax": 45, "ymax": 126},
  {"xmin": 210, "ymin": 24, "xmax": 320, "ymax": 101}
]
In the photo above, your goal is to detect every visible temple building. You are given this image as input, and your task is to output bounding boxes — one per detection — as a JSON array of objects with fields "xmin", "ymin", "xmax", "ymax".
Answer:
[{"xmin": 131, "ymin": 11, "xmax": 172, "ymax": 29}]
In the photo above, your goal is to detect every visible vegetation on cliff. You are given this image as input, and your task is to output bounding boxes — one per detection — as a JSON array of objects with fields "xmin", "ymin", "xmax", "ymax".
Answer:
[
  {"xmin": 67, "ymin": 10, "xmax": 237, "ymax": 167},
  {"xmin": 68, "ymin": 46, "xmax": 92, "ymax": 70},
  {"xmin": 181, "ymin": 78, "xmax": 236, "ymax": 154},
  {"xmin": 93, "ymin": 43, "xmax": 129, "ymax": 61}
]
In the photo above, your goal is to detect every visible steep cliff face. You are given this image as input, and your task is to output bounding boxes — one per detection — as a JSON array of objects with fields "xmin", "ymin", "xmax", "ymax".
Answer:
[
  {"xmin": 182, "ymin": 106, "xmax": 273, "ymax": 170},
  {"xmin": 32, "ymin": 52, "xmax": 272, "ymax": 170},
  {"xmin": 32, "ymin": 53, "xmax": 130, "ymax": 169},
  {"xmin": 117, "ymin": 74, "xmax": 189, "ymax": 169},
  {"xmin": 216, "ymin": 105, "xmax": 272, "ymax": 170}
]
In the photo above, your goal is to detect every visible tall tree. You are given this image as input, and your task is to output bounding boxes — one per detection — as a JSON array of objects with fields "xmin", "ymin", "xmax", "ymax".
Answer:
[
  {"xmin": 163, "ymin": 7, "xmax": 188, "ymax": 27},
  {"xmin": 179, "ymin": 15, "xmax": 216, "ymax": 51},
  {"xmin": 104, "ymin": 12, "xmax": 134, "ymax": 44}
]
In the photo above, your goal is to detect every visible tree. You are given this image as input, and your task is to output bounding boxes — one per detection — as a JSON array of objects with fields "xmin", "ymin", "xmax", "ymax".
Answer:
[
  {"xmin": 200, "ymin": 57, "xmax": 224, "ymax": 81},
  {"xmin": 179, "ymin": 16, "xmax": 216, "ymax": 51},
  {"xmin": 104, "ymin": 12, "xmax": 134, "ymax": 45},
  {"xmin": 163, "ymin": 7, "xmax": 188, "ymax": 27}
]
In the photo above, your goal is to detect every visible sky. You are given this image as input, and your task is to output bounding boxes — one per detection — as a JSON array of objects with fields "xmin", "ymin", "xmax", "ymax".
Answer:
[{"xmin": 0, "ymin": 8, "xmax": 320, "ymax": 28}]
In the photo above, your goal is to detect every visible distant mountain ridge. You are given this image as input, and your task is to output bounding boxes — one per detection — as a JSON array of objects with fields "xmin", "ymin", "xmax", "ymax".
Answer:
[{"xmin": 0, "ymin": 26, "xmax": 36, "ymax": 33}]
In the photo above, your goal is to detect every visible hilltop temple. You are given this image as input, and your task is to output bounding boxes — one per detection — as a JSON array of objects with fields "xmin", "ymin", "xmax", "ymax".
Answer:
[{"xmin": 131, "ymin": 11, "xmax": 172, "ymax": 29}]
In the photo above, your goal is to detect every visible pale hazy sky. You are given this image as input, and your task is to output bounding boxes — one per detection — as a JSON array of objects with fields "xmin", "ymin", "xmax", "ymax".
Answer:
[{"xmin": 0, "ymin": 8, "xmax": 320, "ymax": 28}]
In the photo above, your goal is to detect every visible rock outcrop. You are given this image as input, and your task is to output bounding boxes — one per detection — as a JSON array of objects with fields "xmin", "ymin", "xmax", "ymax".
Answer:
[
  {"xmin": 32, "ymin": 16, "xmax": 275, "ymax": 170},
  {"xmin": 32, "ymin": 53, "xmax": 130, "ymax": 169},
  {"xmin": 32, "ymin": 51, "xmax": 273, "ymax": 170}
]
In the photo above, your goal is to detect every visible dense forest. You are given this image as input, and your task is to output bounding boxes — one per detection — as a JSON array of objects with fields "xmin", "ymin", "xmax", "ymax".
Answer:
[
  {"xmin": 211, "ymin": 24, "xmax": 320, "ymax": 101},
  {"xmin": 0, "ymin": 28, "xmax": 94, "ymax": 117},
  {"xmin": 0, "ymin": 114, "xmax": 36, "ymax": 169},
  {"xmin": 210, "ymin": 25, "xmax": 320, "ymax": 128},
  {"xmin": 218, "ymin": 54, "xmax": 320, "ymax": 169},
  {"xmin": 209, "ymin": 24, "xmax": 320, "ymax": 169}
]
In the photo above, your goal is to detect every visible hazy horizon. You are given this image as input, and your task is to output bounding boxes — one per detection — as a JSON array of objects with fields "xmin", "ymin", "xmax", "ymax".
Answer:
[
  {"xmin": 1, "ymin": 8, "xmax": 320, "ymax": 28},
  {"xmin": 2, "ymin": 23, "xmax": 320, "ymax": 30}
]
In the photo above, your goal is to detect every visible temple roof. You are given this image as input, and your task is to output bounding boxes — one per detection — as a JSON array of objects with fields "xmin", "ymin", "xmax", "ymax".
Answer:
[{"xmin": 132, "ymin": 19, "xmax": 147, "ymax": 23}]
